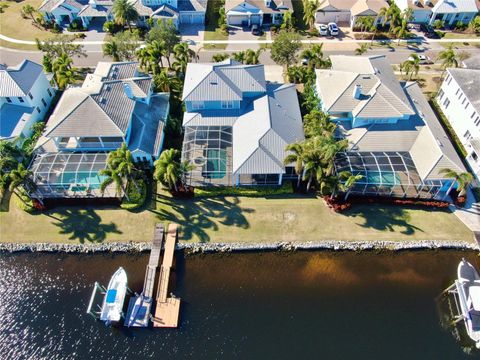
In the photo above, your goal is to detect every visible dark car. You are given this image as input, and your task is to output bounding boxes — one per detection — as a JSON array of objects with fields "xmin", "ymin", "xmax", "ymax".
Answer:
[
  {"xmin": 251, "ymin": 25, "xmax": 263, "ymax": 36},
  {"xmin": 421, "ymin": 24, "xmax": 440, "ymax": 38}
]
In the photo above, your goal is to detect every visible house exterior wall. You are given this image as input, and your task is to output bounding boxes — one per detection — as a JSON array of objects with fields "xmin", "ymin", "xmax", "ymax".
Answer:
[
  {"xmin": 429, "ymin": 10, "xmax": 478, "ymax": 26},
  {"xmin": 437, "ymin": 71, "xmax": 480, "ymax": 180},
  {"xmin": 316, "ymin": 10, "xmax": 351, "ymax": 24}
]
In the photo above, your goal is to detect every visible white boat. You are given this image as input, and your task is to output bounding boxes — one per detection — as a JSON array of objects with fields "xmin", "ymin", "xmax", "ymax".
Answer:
[
  {"xmin": 455, "ymin": 259, "xmax": 480, "ymax": 348},
  {"xmin": 100, "ymin": 267, "xmax": 128, "ymax": 324}
]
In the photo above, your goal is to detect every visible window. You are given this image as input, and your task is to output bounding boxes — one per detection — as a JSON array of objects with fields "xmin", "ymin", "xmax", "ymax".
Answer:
[
  {"xmin": 6, "ymin": 97, "xmax": 11, "ymax": 103},
  {"xmin": 47, "ymin": 88, "xmax": 52, "ymax": 97},
  {"xmin": 28, "ymin": 92, "xmax": 33, "ymax": 100},
  {"xmin": 221, "ymin": 101, "xmax": 234, "ymax": 109},
  {"xmin": 448, "ymin": 76, "xmax": 452, "ymax": 85},
  {"xmin": 41, "ymin": 98, "xmax": 47, "ymax": 107},
  {"xmin": 18, "ymin": 97, "xmax": 24, "ymax": 103},
  {"xmin": 458, "ymin": 92, "xmax": 463, "ymax": 99},
  {"xmin": 464, "ymin": 130, "xmax": 471, "ymax": 139},
  {"xmin": 36, "ymin": 107, "xmax": 41, "ymax": 113},
  {"xmin": 437, "ymin": 89, "xmax": 444, "ymax": 100},
  {"xmin": 191, "ymin": 101, "xmax": 204, "ymax": 110},
  {"xmin": 462, "ymin": 98, "xmax": 466, "ymax": 105},
  {"xmin": 475, "ymin": 117, "xmax": 480, "ymax": 126},
  {"xmin": 465, "ymin": 102, "xmax": 469, "ymax": 109},
  {"xmin": 455, "ymin": 88, "xmax": 460, "ymax": 96},
  {"xmin": 472, "ymin": 152, "xmax": 478, "ymax": 161},
  {"xmin": 472, "ymin": 111, "xmax": 476, "ymax": 119},
  {"xmin": 443, "ymin": 98, "xmax": 450, "ymax": 109}
]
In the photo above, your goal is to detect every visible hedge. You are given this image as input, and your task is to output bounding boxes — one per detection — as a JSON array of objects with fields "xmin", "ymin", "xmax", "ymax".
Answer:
[{"xmin": 194, "ymin": 182, "xmax": 293, "ymax": 198}]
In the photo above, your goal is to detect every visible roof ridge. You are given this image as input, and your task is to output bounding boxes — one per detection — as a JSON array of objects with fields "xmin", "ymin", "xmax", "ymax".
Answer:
[{"xmin": 44, "ymin": 92, "xmax": 90, "ymax": 137}]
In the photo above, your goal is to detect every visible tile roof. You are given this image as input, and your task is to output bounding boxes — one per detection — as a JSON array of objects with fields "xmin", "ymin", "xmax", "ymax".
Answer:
[{"xmin": 0, "ymin": 60, "xmax": 44, "ymax": 97}]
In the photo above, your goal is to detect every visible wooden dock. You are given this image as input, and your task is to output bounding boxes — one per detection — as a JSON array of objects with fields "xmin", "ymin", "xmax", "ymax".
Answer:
[
  {"xmin": 153, "ymin": 224, "xmax": 181, "ymax": 328},
  {"xmin": 124, "ymin": 224, "xmax": 164, "ymax": 327}
]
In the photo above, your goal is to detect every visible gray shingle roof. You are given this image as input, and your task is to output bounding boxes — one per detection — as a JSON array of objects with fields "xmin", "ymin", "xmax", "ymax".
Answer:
[
  {"xmin": 0, "ymin": 60, "xmax": 44, "ymax": 97},
  {"xmin": 178, "ymin": 0, "xmax": 207, "ymax": 11},
  {"xmin": 447, "ymin": 67, "xmax": 480, "ymax": 115},
  {"xmin": 78, "ymin": 1, "xmax": 112, "ymax": 16},
  {"xmin": 225, "ymin": 0, "xmax": 293, "ymax": 13}
]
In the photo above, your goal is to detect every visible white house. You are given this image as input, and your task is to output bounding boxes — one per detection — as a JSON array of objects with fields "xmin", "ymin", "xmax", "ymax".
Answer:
[
  {"xmin": 393, "ymin": 0, "xmax": 479, "ymax": 25},
  {"xmin": 437, "ymin": 67, "xmax": 480, "ymax": 181},
  {"xmin": 31, "ymin": 62, "xmax": 170, "ymax": 198},
  {"xmin": 39, "ymin": 0, "xmax": 206, "ymax": 28},
  {"xmin": 316, "ymin": 0, "xmax": 388, "ymax": 28},
  {"xmin": 316, "ymin": 55, "xmax": 466, "ymax": 199},
  {"xmin": 225, "ymin": 0, "xmax": 293, "ymax": 27},
  {"xmin": 0, "ymin": 60, "xmax": 56, "ymax": 142}
]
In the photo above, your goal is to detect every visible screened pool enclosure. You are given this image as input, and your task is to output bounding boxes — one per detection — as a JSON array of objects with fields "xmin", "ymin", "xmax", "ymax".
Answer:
[
  {"xmin": 334, "ymin": 152, "xmax": 452, "ymax": 199},
  {"xmin": 30, "ymin": 152, "xmax": 119, "ymax": 198}
]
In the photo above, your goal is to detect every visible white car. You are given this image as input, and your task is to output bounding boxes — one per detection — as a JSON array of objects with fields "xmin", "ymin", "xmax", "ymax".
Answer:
[
  {"xmin": 328, "ymin": 22, "xmax": 339, "ymax": 36},
  {"xmin": 317, "ymin": 24, "xmax": 329, "ymax": 36},
  {"xmin": 408, "ymin": 54, "xmax": 432, "ymax": 64}
]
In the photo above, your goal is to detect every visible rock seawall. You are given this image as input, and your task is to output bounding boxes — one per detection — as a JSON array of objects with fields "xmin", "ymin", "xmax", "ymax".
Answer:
[{"xmin": 0, "ymin": 240, "xmax": 478, "ymax": 253}]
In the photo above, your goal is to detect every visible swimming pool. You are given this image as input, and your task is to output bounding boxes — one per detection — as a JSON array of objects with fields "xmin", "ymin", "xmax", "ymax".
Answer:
[{"xmin": 204, "ymin": 149, "xmax": 227, "ymax": 179}]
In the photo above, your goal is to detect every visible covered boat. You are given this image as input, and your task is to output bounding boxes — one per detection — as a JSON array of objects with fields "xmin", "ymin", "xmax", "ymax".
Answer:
[
  {"xmin": 455, "ymin": 259, "xmax": 480, "ymax": 348},
  {"xmin": 100, "ymin": 267, "xmax": 128, "ymax": 324}
]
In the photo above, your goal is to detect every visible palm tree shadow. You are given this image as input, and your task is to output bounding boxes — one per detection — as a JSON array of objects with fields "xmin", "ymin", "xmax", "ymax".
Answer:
[
  {"xmin": 52, "ymin": 208, "xmax": 122, "ymax": 243},
  {"xmin": 153, "ymin": 194, "xmax": 253, "ymax": 243},
  {"xmin": 345, "ymin": 205, "xmax": 424, "ymax": 235}
]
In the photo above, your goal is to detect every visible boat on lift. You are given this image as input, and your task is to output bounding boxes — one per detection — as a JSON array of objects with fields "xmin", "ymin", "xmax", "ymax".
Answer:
[
  {"xmin": 454, "ymin": 259, "xmax": 480, "ymax": 348},
  {"xmin": 100, "ymin": 267, "xmax": 128, "ymax": 325}
]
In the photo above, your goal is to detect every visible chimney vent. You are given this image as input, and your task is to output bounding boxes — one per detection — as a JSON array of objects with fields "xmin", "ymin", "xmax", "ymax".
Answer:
[{"xmin": 353, "ymin": 84, "xmax": 362, "ymax": 99}]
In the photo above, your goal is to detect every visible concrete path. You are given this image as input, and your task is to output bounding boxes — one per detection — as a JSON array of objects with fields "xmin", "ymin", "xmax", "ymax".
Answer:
[{"xmin": 449, "ymin": 188, "xmax": 480, "ymax": 244}]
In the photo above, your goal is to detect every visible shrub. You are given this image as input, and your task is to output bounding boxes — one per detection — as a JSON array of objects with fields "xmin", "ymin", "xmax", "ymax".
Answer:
[
  {"xmin": 308, "ymin": 28, "xmax": 319, "ymax": 37},
  {"xmin": 13, "ymin": 188, "xmax": 35, "ymax": 213},
  {"xmin": 121, "ymin": 179, "xmax": 147, "ymax": 210},
  {"xmin": 194, "ymin": 182, "xmax": 293, "ymax": 198},
  {"xmin": 323, "ymin": 196, "xmax": 352, "ymax": 212},
  {"xmin": 454, "ymin": 21, "xmax": 467, "ymax": 31},
  {"xmin": 433, "ymin": 20, "xmax": 444, "ymax": 29},
  {"xmin": 270, "ymin": 25, "xmax": 278, "ymax": 34},
  {"xmin": 67, "ymin": 18, "xmax": 85, "ymax": 32},
  {"xmin": 52, "ymin": 23, "xmax": 62, "ymax": 33},
  {"xmin": 103, "ymin": 20, "xmax": 119, "ymax": 34}
]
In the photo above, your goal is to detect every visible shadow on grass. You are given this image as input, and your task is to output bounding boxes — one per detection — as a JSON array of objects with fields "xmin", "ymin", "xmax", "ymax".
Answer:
[
  {"xmin": 152, "ymin": 193, "xmax": 254, "ymax": 243},
  {"xmin": 345, "ymin": 205, "xmax": 424, "ymax": 235},
  {"xmin": 51, "ymin": 208, "xmax": 122, "ymax": 243}
]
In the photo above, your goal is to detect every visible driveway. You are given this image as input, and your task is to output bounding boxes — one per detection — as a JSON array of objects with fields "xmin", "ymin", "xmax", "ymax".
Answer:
[
  {"xmin": 180, "ymin": 24, "xmax": 205, "ymax": 47},
  {"xmin": 226, "ymin": 26, "xmax": 265, "ymax": 51}
]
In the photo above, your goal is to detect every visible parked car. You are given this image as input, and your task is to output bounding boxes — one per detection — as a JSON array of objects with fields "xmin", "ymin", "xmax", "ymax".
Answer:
[
  {"xmin": 251, "ymin": 25, "xmax": 263, "ymax": 36},
  {"xmin": 317, "ymin": 24, "xmax": 329, "ymax": 36},
  {"xmin": 420, "ymin": 24, "xmax": 440, "ymax": 38},
  {"xmin": 328, "ymin": 22, "xmax": 339, "ymax": 36},
  {"xmin": 408, "ymin": 54, "xmax": 433, "ymax": 64}
]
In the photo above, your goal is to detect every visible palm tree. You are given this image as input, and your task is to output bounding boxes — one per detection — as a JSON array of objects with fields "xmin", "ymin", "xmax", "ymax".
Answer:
[
  {"xmin": 284, "ymin": 142, "xmax": 306, "ymax": 188},
  {"xmin": 136, "ymin": 47, "xmax": 150, "ymax": 70},
  {"xmin": 171, "ymin": 59, "xmax": 187, "ymax": 75},
  {"xmin": 440, "ymin": 168, "xmax": 474, "ymax": 199},
  {"xmin": 301, "ymin": 44, "xmax": 330, "ymax": 69},
  {"xmin": 281, "ymin": 9, "xmax": 294, "ymax": 30},
  {"xmin": 112, "ymin": 0, "xmax": 138, "ymax": 31},
  {"xmin": 146, "ymin": 40, "xmax": 166, "ymax": 74},
  {"xmin": 302, "ymin": 144, "xmax": 324, "ymax": 192},
  {"xmin": 378, "ymin": 6, "xmax": 389, "ymax": 28},
  {"xmin": 303, "ymin": 109, "xmax": 336, "ymax": 137},
  {"xmin": 342, "ymin": 172, "xmax": 364, "ymax": 200},
  {"xmin": 393, "ymin": 19, "xmax": 409, "ymax": 45},
  {"xmin": 52, "ymin": 53, "xmax": 77, "ymax": 90},
  {"xmin": 438, "ymin": 44, "xmax": 459, "ymax": 70},
  {"xmin": 100, "ymin": 167, "xmax": 127, "ymax": 199},
  {"xmin": 355, "ymin": 43, "xmax": 369, "ymax": 55},
  {"xmin": 355, "ymin": 16, "xmax": 373, "ymax": 33},
  {"xmin": 303, "ymin": 0, "xmax": 319, "ymax": 30},
  {"xmin": 154, "ymin": 69, "xmax": 182, "ymax": 93},
  {"xmin": 0, "ymin": 140, "xmax": 22, "ymax": 173},
  {"xmin": 244, "ymin": 48, "xmax": 263, "ymax": 65},
  {"xmin": 109, "ymin": 143, "xmax": 139, "ymax": 189},
  {"xmin": 22, "ymin": 4, "xmax": 36, "ymax": 22},
  {"xmin": 402, "ymin": 54, "xmax": 420, "ymax": 80},
  {"xmin": 153, "ymin": 149, "xmax": 193, "ymax": 192},
  {"xmin": 173, "ymin": 42, "xmax": 195, "ymax": 64},
  {"xmin": 232, "ymin": 51, "xmax": 246, "ymax": 63},
  {"xmin": 103, "ymin": 38, "xmax": 120, "ymax": 61},
  {"xmin": 9, "ymin": 163, "xmax": 36, "ymax": 205}
]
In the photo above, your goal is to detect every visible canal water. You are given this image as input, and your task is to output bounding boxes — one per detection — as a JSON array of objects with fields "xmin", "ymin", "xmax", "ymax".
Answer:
[{"xmin": 0, "ymin": 251, "xmax": 478, "ymax": 359}]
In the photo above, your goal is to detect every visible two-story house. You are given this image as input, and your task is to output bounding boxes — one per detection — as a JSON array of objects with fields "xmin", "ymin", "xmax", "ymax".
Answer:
[
  {"xmin": 0, "ymin": 60, "xmax": 56, "ymax": 142},
  {"xmin": 437, "ymin": 66, "xmax": 480, "ymax": 181},
  {"xmin": 316, "ymin": 55, "xmax": 466, "ymax": 200},
  {"xmin": 181, "ymin": 59, "xmax": 304, "ymax": 187},
  {"xmin": 225, "ymin": 0, "xmax": 293, "ymax": 27},
  {"xmin": 31, "ymin": 61, "xmax": 170, "ymax": 199},
  {"xmin": 39, "ymin": 0, "xmax": 206, "ymax": 28}
]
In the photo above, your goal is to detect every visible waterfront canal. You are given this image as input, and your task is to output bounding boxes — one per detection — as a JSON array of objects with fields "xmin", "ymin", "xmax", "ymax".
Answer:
[{"xmin": 0, "ymin": 250, "xmax": 478, "ymax": 359}]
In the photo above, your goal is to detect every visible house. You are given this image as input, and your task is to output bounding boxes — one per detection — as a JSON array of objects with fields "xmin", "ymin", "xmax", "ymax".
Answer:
[
  {"xmin": 181, "ymin": 59, "xmax": 304, "ymax": 187},
  {"xmin": 316, "ymin": 55, "xmax": 466, "ymax": 199},
  {"xmin": 437, "ymin": 67, "xmax": 480, "ymax": 181},
  {"xmin": 31, "ymin": 61, "xmax": 170, "ymax": 198},
  {"xmin": 393, "ymin": 0, "xmax": 479, "ymax": 25},
  {"xmin": 0, "ymin": 60, "xmax": 56, "ymax": 142},
  {"xmin": 315, "ymin": 0, "xmax": 388, "ymax": 28},
  {"xmin": 225, "ymin": 0, "xmax": 293, "ymax": 27},
  {"xmin": 39, "ymin": 0, "xmax": 206, "ymax": 28}
]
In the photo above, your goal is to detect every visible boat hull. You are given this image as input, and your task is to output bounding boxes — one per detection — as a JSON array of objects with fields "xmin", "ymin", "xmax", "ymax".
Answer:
[{"xmin": 100, "ymin": 267, "xmax": 128, "ymax": 323}]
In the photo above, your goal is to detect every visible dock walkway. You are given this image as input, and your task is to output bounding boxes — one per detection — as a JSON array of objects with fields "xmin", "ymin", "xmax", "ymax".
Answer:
[{"xmin": 153, "ymin": 224, "xmax": 181, "ymax": 328}]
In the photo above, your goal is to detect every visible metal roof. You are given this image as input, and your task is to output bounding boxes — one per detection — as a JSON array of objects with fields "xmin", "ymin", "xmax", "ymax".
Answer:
[
  {"xmin": 433, "ymin": 0, "xmax": 478, "ymax": 13},
  {"xmin": 447, "ymin": 68, "xmax": 480, "ymax": 115},
  {"xmin": 178, "ymin": 0, "xmax": 207, "ymax": 11},
  {"xmin": 0, "ymin": 60, "xmax": 44, "ymax": 97}
]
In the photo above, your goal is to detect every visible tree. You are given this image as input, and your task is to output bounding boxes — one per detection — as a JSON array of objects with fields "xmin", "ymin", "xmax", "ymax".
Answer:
[
  {"xmin": 271, "ymin": 30, "xmax": 302, "ymax": 71},
  {"xmin": 21, "ymin": 4, "xmax": 36, "ymax": 22},
  {"xmin": 52, "ymin": 53, "xmax": 78, "ymax": 90},
  {"xmin": 36, "ymin": 35, "xmax": 86, "ymax": 58},
  {"xmin": 401, "ymin": 54, "xmax": 420, "ymax": 80},
  {"xmin": 104, "ymin": 31, "xmax": 140, "ymax": 61},
  {"xmin": 355, "ymin": 43, "xmax": 369, "ymax": 55},
  {"xmin": 42, "ymin": 55, "xmax": 53, "ymax": 73},
  {"xmin": 146, "ymin": 21, "xmax": 180, "ymax": 57},
  {"xmin": 146, "ymin": 40, "xmax": 166, "ymax": 74},
  {"xmin": 393, "ymin": 18, "xmax": 409, "ymax": 45},
  {"xmin": 284, "ymin": 142, "xmax": 307, "ymax": 188},
  {"xmin": 354, "ymin": 16, "xmax": 374, "ymax": 32},
  {"xmin": 281, "ymin": 10, "xmax": 294, "ymax": 30},
  {"xmin": 153, "ymin": 149, "xmax": 193, "ymax": 192},
  {"xmin": 287, "ymin": 66, "xmax": 312, "ymax": 84},
  {"xmin": 244, "ymin": 48, "xmax": 262, "ymax": 65},
  {"xmin": 212, "ymin": 53, "xmax": 229, "ymax": 62},
  {"xmin": 468, "ymin": 15, "xmax": 480, "ymax": 34},
  {"xmin": 173, "ymin": 42, "xmax": 195, "ymax": 64},
  {"xmin": 438, "ymin": 44, "xmax": 459, "ymax": 69},
  {"xmin": 99, "ymin": 167, "xmax": 126, "ymax": 199},
  {"xmin": 154, "ymin": 69, "xmax": 182, "ymax": 93},
  {"xmin": 0, "ymin": 140, "xmax": 22, "ymax": 175},
  {"xmin": 338, "ymin": 172, "xmax": 364, "ymax": 200},
  {"xmin": 112, "ymin": 0, "xmax": 138, "ymax": 31},
  {"xmin": 303, "ymin": 0, "xmax": 319, "ymax": 30},
  {"xmin": 9, "ymin": 163, "xmax": 36, "ymax": 205},
  {"xmin": 303, "ymin": 109, "xmax": 336, "ymax": 137},
  {"xmin": 301, "ymin": 44, "xmax": 331, "ymax": 69},
  {"xmin": 440, "ymin": 168, "xmax": 474, "ymax": 199},
  {"xmin": 232, "ymin": 51, "xmax": 245, "ymax": 63}
]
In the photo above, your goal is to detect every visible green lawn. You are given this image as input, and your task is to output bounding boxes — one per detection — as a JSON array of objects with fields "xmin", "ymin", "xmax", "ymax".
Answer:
[
  {"xmin": 203, "ymin": 0, "xmax": 227, "ymax": 49},
  {"xmin": 443, "ymin": 32, "xmax": 480, "ymax": 39},
  {"xmin": 0, "ymin": 188, "xmax": 473, "ymax": 244}
]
